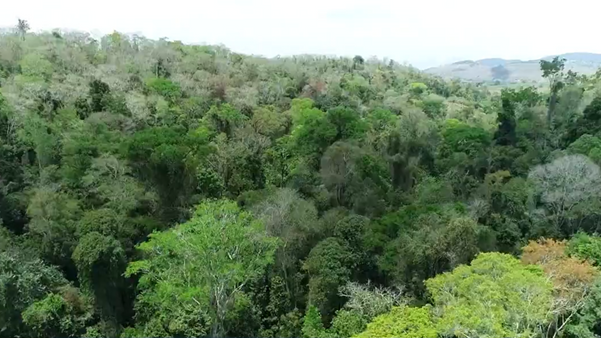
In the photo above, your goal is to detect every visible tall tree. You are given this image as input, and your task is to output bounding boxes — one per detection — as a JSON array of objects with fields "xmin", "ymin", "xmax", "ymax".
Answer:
[
  {"xmin": 425, "ymin": 252, "xmax": 553, "ymax": 338},
  {"xmin": 540, "ymin": 57, "xmax": 566, "ymax": 127},
  {"xmin": 125, "ymin": 200, "xmax": 279, "ymax": 338},
  {"xmin": 528, "ymin": 155, "xmax": 601, "ymax": 236},
  {"xmin": 16, "ymin": 18, "xmax": 30, "ymax": 40}
]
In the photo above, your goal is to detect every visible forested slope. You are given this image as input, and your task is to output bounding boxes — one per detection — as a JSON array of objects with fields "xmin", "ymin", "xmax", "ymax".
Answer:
[{"xmin": 3, "ymin": 24, "xmax": 601, "ymax": 338}]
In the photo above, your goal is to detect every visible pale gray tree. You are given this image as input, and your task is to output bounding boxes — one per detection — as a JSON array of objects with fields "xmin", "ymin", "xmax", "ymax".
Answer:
[
  {"xmin": 251, "ymin": 188, "xmax": 319, "ymax": 301},
  {"xmin": 320, "ymin": 141, "xmax": 363, "ymax": 206},
  {"xmin": 528, "ymin": 154, "xmax": 601, "ymax": 233},
  {"xmin": 338, "ymin": 282, "xmax": 406, "ymax": 320}
]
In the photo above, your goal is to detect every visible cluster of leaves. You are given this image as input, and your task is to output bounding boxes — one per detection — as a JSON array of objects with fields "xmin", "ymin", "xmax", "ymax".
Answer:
[{"xmin": 4, "ymin": 20, "xmax": 601, "ymax": 338}]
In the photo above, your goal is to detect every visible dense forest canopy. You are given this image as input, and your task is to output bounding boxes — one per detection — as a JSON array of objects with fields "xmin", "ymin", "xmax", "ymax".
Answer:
[{"xmin": 4, "ymin": 21, "xmax": 601, "ymax": 337}]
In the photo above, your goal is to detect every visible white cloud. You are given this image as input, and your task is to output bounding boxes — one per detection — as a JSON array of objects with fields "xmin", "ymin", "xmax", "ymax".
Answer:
[{"xmin": 1, "ymin": 0, "xmax": 599, "ymax": 68}]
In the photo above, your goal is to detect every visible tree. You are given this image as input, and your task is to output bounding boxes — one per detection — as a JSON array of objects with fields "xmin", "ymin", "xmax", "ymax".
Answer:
[
  {"xmin": 568, "ymin": 232, "xmax": 601, "ymax": 266},
  {"xmin": 25, "ymin": 185, "xmax": 81, "ymax": 270},
  {"xmin": 204, "ymin": 103, "xmax": 247, "ymax": 136},
  {"xmin": 289, "ymin": 101, "xmax": 337, "ymax": 167},
  {"xmin": 22, "ymin": 289, "xmax": 93, "ymax": 338},
  {"xmin": 145, "ymin": 77, "xmax": 181, "ymax": 103},
  {"xmin": 566, "ymin": 96, "xmax": 601, "ymax": 144},
  {"xmin": 329, "ymin": 309, "xmax": 367, "ymax": 337},
  {"xmin": 301, "ymin": 305, "xmax": 328, "ymax": 338},
  {"xmin": 494, "ymin": 89, "xmax": 518, "ymax": 146},
  {"xmin": 250, "ymin": 188, "xmax": 320, "ymax": 303},
  {"xmin": 567, "ymin": 134, "xmax": 601, "ymax": 164},
  {"xmin": 354, "ymin": 306, "xmax": 437, "ymax": 338},
  {"xmin": 0, "ymin": 249, "xmax": 73, "ymax": 337},
  {"xmin": 125, "ymin": 200, "xmax": 279, "ymax": 338},
  {"xmin": 438, "ymin": 119, "xmax": 491, "ymax": 195},
  {"xmin": 420, "ymin": 93, "xmax": 446, "ymax": 118},
  {"xmin": 528, "ymin": 155, "xmax": 601, "ymax": 235},
  {"xmin": 320, "ymin": 141, "xmax": 362, "ymax": 207},
  {"xmin": 387, "ymin": 108, "xmax": 437, "ymax": 191},
  {"xmin": 564, "ymin": 278, "xmax": 601, "ymax": 338},
  {"xmin": 258, "ymin": 275, "xmax": 303, "ymax": 338},
  {"xmin": 207, "ymin": 126, "xmax": 270, "ymax": 197},
  {"xmin": 338, "ymin": 282, "xmax": 405, "ymax": 321},
  {"xmin": 72, "ymin": 232, "xmax": 127, "ymax": 334},
  {"xmin": 251, "ymin": 105, "xmax": 287, "ymax": 138},
  {"xmin": 20, "ymin": 53, "xmax": 54, "ymax": 81},
  {"xmin": 381, "ymin": 210, "xmax": 488, "ymax": 296},
  {"xmin": 88, "ymin": 79, "xmax": 111, "ymax": 113},
  {"xmin": 325, "ymin": 106, "xmax": 367, "ymax": 142},
  {"xmin": 426, "ymin": 252, "xmax": 553, "ymax": 338},
  {"xmin": 522, "ymin": 239, "xmax": 599, "ymax": 336},
  {"xmin": 303, "ymin": 237, "xmax": 354, "ymax": 321},
  {"xmin": 125, "ymin": 125, "xmax": 212, "ymax": 221},
  {"xmin": 353, "ymin": 55, "xmax": 364, "ymax": 66},
  {"xmin": 540, "ymin": 57, "xmax": 567, "ymax": 126},
  {"xmin": 17, "ymin": 18, "xmax": 30, "ymax": 40}
]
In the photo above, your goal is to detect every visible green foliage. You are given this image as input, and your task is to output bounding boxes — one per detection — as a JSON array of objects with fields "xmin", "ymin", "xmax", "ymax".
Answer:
[
  {"xmin": 408, "ymin": 82, "xmax": 428, "ymax": 96},
  {"xmin": 20, "ymin": 53, "xmax": 53, "ymax": 81},
  {"xmin": 2, "ymin": 28, "xmax": 601, "ymax": 337},
  {"xmin": 125, "ymin": 200, "xmax": 279, "ymax": 337},
  {"xmin": 252, "ymin": 105, "xmax": 287, "ymax": 137},
  {"xmin": 22, "ymin": 290, "xmax": 93, "ymax": 338},
  {"xmin": 425, "ymin": 252, "xmax": 553, "ymax": 338},
  {"xmin": 330, "ymin": 310, "xmax": 367, "ymax": 337},
  {"xmin": 0, "ymin": 250, "xmax": 70, "ymax": 337},
  {"xmin": 354, "ymin": 306, "xmax": 437, "ymax": 338},
  {"xmin": 205, "ymin": 103, "xmax": 247, "ymax": 135},
  {"xmin": 304, "ymin": 238, "xmax": 354, "ymax": 320},
  {"xmin": 25, "ymin": 186, "xmax": 81, "ymax": 267},
  {"xmin": 568, "ymin": 232, "xmax": 601, "ymax": 266},
  {"xmin": 88, "ymin": 79, "xmax": 111, "ymax": 113},
  {"xmin": 376, "ymin": 202, "xmax": 490, "ymax": 295},
  {"xmin": 125, "ymin": 125, "xmax": 212, "ymax": 219},
  {"xmin": 302, "ymin": 305, "xmax": 328, "ymax": 338},
  {"xmin": 494, "ymin": 88, "xmax": 518, "ymax": 146},
  {"xmin": 325, "ymin": 106, "xmax": 367, "ymax": 141},
  {"xmin": 291, "ymin": 104, "xmax": 337, "ymax": 166},
  {"xmin": 420, "ymin": 93, "xmax": 445, "ymax": 118},
  {"xmin": 72, "ymin": 232, "xmax": 126, "ymax": 329},
  {"xmin": 440, "ymin": 119, "xmax": 491, "ymax": 157},
  {"xmin": 564, "ymin": 278, "xmax": 601, "ymax": 338},
  {"xmin": 145, "ymin": 77, "xmax": 182, "ymax": 102},
  {"xmin": 567, "ymin": 134, "xmax": 601, "ymax": 164},
  {"xmin": 567, "ymin": 96, "xmax": 601, "ymax": 144}
]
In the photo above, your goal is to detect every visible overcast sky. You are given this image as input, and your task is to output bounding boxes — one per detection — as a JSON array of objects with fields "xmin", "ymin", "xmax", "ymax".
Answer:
[{"xmin": 1, "ymin": 0, "xmax": 599, "ymax": 69}]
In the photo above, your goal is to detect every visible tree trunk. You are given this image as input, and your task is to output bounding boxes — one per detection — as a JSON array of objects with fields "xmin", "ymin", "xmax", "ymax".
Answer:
[{"xmin": 547, "ymin": 89, "xmax": 558, "ymax": 127}]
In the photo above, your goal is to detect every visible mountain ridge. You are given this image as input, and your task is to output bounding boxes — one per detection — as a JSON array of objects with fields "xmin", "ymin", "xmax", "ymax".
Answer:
[{"xmin": 425, "ymin": 52, "xmax": 601, "ymax": 83}]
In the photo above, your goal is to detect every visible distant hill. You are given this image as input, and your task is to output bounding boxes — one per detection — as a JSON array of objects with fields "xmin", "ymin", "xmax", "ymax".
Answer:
[
  {"xmin": 542, "ymin": 52, "xmax": 601, "ymax": 63},
  {"xmin": 425, "ymin": 53, "xmax": 601, "ymax": 83}
]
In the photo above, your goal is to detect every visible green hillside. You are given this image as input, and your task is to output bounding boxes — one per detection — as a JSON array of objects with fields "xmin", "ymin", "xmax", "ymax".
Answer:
[{"xmin": 3, "ymin": 21, "xmax": 601, "ymax": 338}]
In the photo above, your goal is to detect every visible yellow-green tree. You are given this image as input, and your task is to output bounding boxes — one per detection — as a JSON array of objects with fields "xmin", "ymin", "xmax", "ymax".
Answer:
[
  {"xmin": 125, "ymin": 200, "xmax": 279, "ymax": 338},
  {"xmin": 426, "ymin": 252, "xmax": 553, "ymax": 338},
  {"xmin": 353, "ymin": 306, "xmax": 437, "ymax": 338}
]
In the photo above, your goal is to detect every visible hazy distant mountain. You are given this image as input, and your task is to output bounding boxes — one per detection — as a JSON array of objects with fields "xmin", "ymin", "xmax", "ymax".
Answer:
[
  {"xmin": 542, "ymin": 53, "xmax": 601, "ymax": 63},
  {"xmin": 425, "ymin": 53, "xmax": 601, "ymax": 83}
]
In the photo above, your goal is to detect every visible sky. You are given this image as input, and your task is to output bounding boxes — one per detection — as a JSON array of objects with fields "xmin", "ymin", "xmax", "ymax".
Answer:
[{"xmin": 1, "ymin": 0, "xmax": 600, "ymax": 69}]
